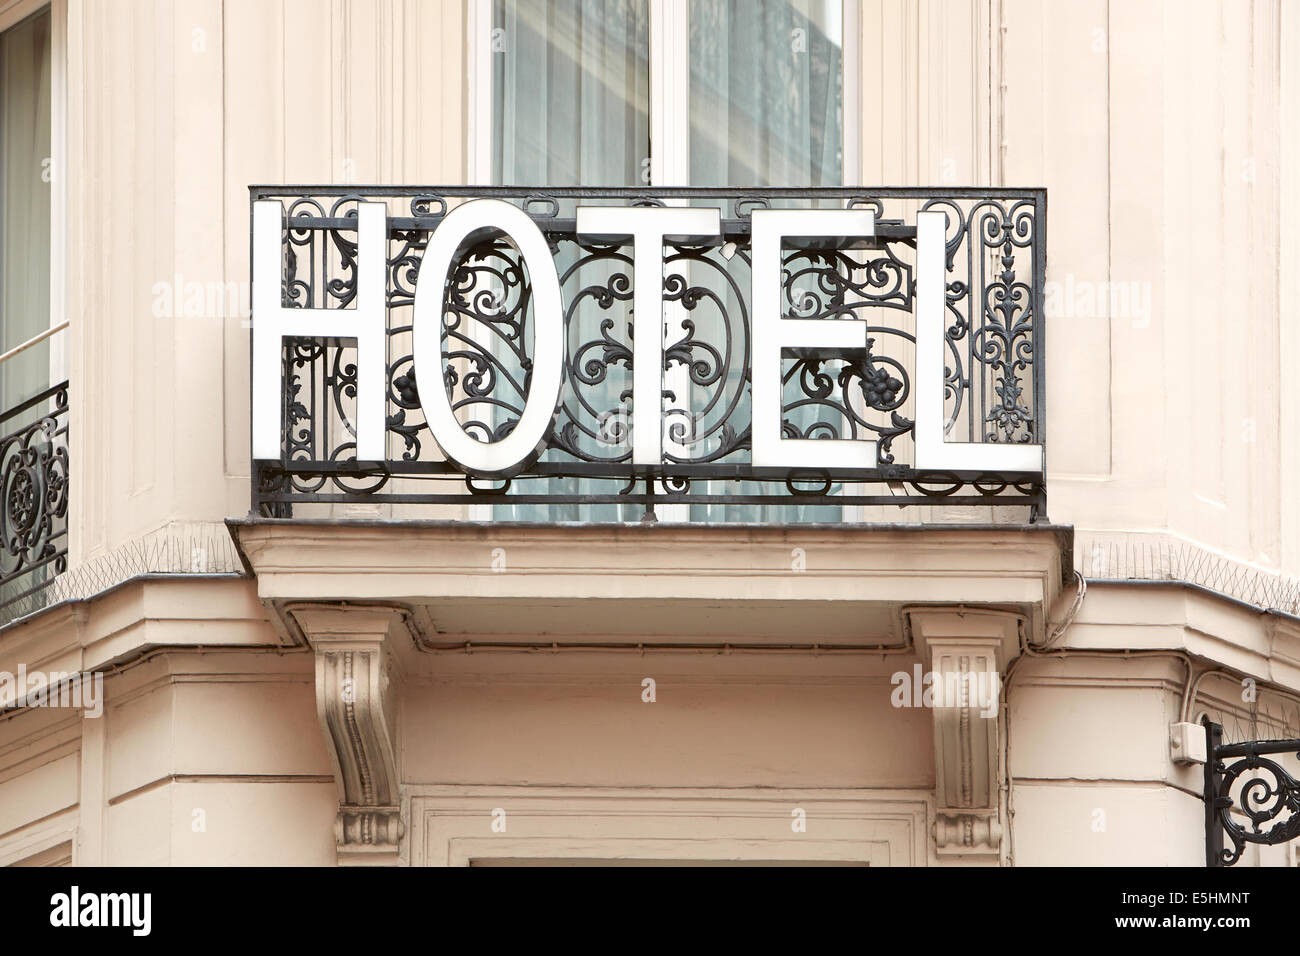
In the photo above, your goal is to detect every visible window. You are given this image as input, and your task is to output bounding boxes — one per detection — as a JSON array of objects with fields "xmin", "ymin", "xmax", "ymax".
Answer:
[
  {"xmin": 478, "ymin": 0, "xmax": 846, "ymax": 189},
  {"xmin": 472, "ymin": 0, "xmax": 853, "ymax": 522},
  {"xmin": 0, "ymin": 3, "xmax": 52, "ymax": 410}
]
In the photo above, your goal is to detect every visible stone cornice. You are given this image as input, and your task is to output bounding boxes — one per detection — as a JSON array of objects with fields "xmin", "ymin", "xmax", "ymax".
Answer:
[
  {"xmin": 228, "ymin": 518, "xmax": 1073, "ymax": 648},
  {"xmin": 0, "ymin": 577, "xmax": 282, "ymax": 688}
]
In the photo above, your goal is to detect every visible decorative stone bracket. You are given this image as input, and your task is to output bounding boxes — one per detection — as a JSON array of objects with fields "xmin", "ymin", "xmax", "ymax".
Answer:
[
  {"xmin": 906, "ymin": 607, "xmax": 1022, "ymax": 862},
  {"xmin": 290, "ymin": 604, "xmax": 406, "ymax": 866}
]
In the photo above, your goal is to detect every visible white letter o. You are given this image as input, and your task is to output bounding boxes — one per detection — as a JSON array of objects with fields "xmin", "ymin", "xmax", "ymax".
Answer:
[{"xmin": 413, "ymin": 199, "xmax": 564, "ymax": 478}]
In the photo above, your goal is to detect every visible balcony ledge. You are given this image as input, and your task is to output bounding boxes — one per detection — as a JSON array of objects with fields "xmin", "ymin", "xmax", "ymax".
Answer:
[{"xmin": 226, "ymin": 518, "xmax": 1074, "ymax": 649}]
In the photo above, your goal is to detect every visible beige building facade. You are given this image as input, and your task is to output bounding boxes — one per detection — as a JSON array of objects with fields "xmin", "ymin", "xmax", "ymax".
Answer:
[{"xmin": 0, "ymin": 0, "xmax": 1297, "ymax": 867}]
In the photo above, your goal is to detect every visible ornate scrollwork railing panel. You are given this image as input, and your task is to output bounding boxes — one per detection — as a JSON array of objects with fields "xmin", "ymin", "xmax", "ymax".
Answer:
[
  {"xmin": 1204, "ymin": 722, "xmax": 1300, "ymax": 866},
  {"xmin": 0, "ymin": 381, "xmax": 69, "ymax": 621},
  {"xmin": 250, "ymin": 187, "xmax": 1046, "ymax": 518}
]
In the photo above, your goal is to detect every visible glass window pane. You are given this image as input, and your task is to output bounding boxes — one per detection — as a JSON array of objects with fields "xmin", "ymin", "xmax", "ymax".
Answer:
[
  {"xmin": 494, "ymin": 0, "xmax": 649, "ymax": 188},
  {"xmin": 688, "ymin": 0, "xmax": 844, "ymax": 522},
  {"xmin": 689, "ymin": 0, "xmax": 842, "ymax": 188},
  {"xmin": 0, "ymin": 8, "xmax": 52, "ymax": 410},
  {"xmin": 0, "ymin": 8, "xmax": 52, "ymax": 611},
  {"xmin": 491, "ymin": 0, "xmax": 650, "ymax": 521}
]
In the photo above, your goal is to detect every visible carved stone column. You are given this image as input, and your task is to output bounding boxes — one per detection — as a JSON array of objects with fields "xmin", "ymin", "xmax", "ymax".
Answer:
[
  {"xmin": 290, "ymin": 605, "xmax": 406, "ymax": 866},
  {"xmin": 906, "ymin": 607, "xmax": 1021, "ymax": 862}
]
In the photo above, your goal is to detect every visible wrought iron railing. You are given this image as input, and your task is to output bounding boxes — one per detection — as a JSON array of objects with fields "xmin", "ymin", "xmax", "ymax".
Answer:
[
  {"xmin": 0, "ymin": 381, "xmax": 69, "ymax": 620},
  {"xmin": 250, "ymin": 186, "xmax": 1046, "ymax": 519},
  {"xmin": 1204, "ymin": 719, "xmax": 1300, "ymax": 866}
]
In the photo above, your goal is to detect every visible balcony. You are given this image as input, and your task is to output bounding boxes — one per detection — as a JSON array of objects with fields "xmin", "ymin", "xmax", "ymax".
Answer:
[
  {"xmin": 232, "ymin": 188, "xmax": 1067, "ymax": 752},
  {"xmin": 248, "ymin": 187, "xmax": 1047, "ymax": 522}
]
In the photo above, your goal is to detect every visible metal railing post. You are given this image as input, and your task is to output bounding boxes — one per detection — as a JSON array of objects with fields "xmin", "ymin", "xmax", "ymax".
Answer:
[{"xmin": 1203, "ymin": 717, "xmax": 1224, "ymax": 867}]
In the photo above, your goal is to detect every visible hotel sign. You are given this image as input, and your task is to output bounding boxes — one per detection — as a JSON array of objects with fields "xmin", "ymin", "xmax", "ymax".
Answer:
[{"xmin": 249, "ymin": 187, "xmax": 1046, "ymax": 517}]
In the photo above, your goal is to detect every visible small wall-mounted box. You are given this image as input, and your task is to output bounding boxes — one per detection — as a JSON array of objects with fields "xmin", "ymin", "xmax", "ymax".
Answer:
[{"xmin": 1170, "ymin": 721, "xmax": 1208, "ymax": 765}]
